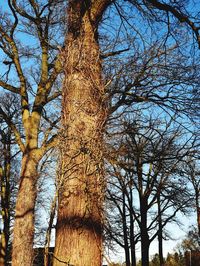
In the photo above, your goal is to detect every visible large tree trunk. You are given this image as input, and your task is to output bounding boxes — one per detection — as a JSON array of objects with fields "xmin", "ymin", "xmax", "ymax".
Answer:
[{"xmin": 53, "ymin": 1, "xmax": 109, "ymax": 266}]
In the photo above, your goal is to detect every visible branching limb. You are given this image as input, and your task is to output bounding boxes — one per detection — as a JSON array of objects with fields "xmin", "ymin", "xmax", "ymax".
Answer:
[
  {"xmin": 0, "ymin": 80, "xmax": 19, "ymax": 94},
  {"xmin": 0, "ymin": 106, "xmax": 25, "ymax": 152},
  {"xmin": 101, "ymin": 48, "xmax": 129, "ymax": 59},
  {"xmin": 145, "ymin": 0, "xmax": 200, "ymax": 47},
  {"xmin": 7, "ymin": 0, "xmax": 18, "ymax": 38}
]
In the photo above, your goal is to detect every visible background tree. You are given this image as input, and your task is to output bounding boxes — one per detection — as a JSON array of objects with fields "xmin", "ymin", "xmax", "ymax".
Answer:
[
  {"xmin": 0, "ymin": 93, "xmax": 21, "ymax": 266},
  {"xmin": 182, "ymin": 157, "xmax": 200, "ymax": 242},
  {"xmin": 0, "ymin": 1, "xmax": 64, "ymax": 265},
  {"xmin": 179, "ymin": 226, "xmax": 200, "ymax": 252},
  {"xmin": 105, "ymin": 111, "xmax": 196, "ymax": 266}
]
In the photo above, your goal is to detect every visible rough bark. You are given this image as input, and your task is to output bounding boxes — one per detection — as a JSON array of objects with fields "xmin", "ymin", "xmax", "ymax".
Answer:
[{"xmin": 53, "ymin": 1, "xmax": 110, "ymax": 266}]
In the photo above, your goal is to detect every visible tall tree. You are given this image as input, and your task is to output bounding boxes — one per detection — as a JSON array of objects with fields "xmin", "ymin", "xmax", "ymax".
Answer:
[
  {"xmin": 0, "ymin": 1, "xmax": 63, "ymax": 265},
  {"xmin": 53, "ymin": 2, "xmax": 112, "ymax": 265},
  {"xmin": 54, "ymin": 1, "xmax": 200, "ymax": 265}
]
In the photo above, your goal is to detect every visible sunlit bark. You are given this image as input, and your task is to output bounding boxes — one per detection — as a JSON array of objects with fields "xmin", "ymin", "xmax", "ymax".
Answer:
[
  {"xmin": 12, "ymin": 134, "xmax": 39, "ymax": 266},
  {"xmin": 53, "ymin": 1, "xmax": 111, "ymax": 265}
]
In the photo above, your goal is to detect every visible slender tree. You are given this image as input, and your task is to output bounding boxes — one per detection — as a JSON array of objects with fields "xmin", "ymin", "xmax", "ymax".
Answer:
[
  {"xmin": 182, "ymin": 158, "xmax": 200, "ymax": 242},
  {"xmin": 0, "ymin": 126, "xmax": 12, "ymax": 266},
  {"xmin": 0, "ymin": 1, "xmax": 64, "ymax": 265},
  {"xmin": 0, "ymin": 93, "xmax": 21, "ymax": 266}
]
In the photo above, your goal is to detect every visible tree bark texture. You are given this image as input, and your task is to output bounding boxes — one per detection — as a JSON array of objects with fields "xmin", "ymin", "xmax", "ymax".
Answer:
[
  {"xmin": 12, "ymin": 152, "xmax": 38, "ymax": 266},
  {"xmin": 54, "ymin": 1, "xmax": 110, "ymax": 265},
  {"xmin": 12, "ymin": 112, "xmax": 40, "ymax": 266}
]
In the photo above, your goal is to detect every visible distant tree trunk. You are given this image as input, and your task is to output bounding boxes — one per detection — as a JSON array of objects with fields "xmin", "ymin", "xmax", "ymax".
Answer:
[
  {"xmin": 130, "ymin": 188, "xmax": 136, "ymax": 266},
  {"xmin": 0, "ymin": 131, "xmax": 11, "ymax": 266},
  {"xmin": 137, "ymin": 157, "xmax": 150, "ymax": 266},
  {"xmin": 190, "ymin": 165, "xmax": 200, "ymax": 244},
  {"xmin": 197, "ymin": 205, "xmax": 200, "ymax": 239},
  {"xmin": 44, "ymin": 193, "xmax": 57, "ymax": 266},
  {"xmin": 12, "ymin": 114, "xmax": 40, "ymax": 266},
  {"xmin": 194, "ymin": 189, "xmax": 200, "ymax": 246},
  {"xmin": 140, "ymin": 198, "xmax": 150, "ymax": 266},
  {"xmin": 122, "ymin": 191, "xmax": 131, "ymax": 266},
  {"xmin": 53, "ymin": 1, "xmax": 110, "ymax": 265},
  {"xmin": 157, "ymin": 194, "xmax": 164, "ymax": 266}
]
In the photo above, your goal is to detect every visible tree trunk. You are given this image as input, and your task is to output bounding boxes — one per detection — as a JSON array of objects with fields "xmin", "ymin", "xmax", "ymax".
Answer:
[
  {"xmin": 0, "ymin": 133, "xmax": 11, "ymax": 266},
  {"xmin": 195, "ymin": 190, "xmax": 200, "ymax": 243},
  {"xmin": 53, "ymin": 2, "xmax": 108, "ymax": 266},
  {"xmin": 141, "ymin": 228, "xmax": 150, "ymax": 266},
  {"xmin": 0, "ymin": 164, "xmax": 7, "ymax": 266},
  {"xmin": 122, "ymin": 191, "xmax": 131, "ymax": 266},
  {"xmin": 130, "ymin": 188, "xmax": 136, "ymax": 266},
  {"xmin": 140, "ymin": 199, "xmax": 150, "ymax": 266},
  {"xmin": 44, "ymin": 193, "xmax": 57, "ymax": 266},
  {"xmin": 12, "ymin": 151, "xmax": 39, "ymax": 266},
  {"xmin": 157, "ymin": 194, "xmax": 164, "ymax": 266}
]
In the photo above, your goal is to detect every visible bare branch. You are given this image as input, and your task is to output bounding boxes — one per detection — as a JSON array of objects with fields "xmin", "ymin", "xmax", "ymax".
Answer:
[
  {"xmin": 0, "ymin": 106, "xmax": 25, "ymax": 152},
  {"xmin": 0, "ymin": 80, "xmax": 19, "ymax": 94}
]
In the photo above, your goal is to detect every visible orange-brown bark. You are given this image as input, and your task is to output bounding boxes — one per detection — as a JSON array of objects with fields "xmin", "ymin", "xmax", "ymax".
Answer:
[{"xmin": 53, "ymin": 1, "xmax": 110, "ymax": 265}]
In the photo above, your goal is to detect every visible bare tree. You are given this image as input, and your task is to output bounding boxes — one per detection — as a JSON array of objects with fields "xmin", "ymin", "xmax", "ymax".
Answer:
[
  {"xmin": 0, "ymin": 93, "xmax": 21, "ymax": 266},
  {"xmin": 0, "ymin": 1, "xmax": 64, "ymax": 265},
  {"xmin": 182, "ymin": 157, "xmax": 200, "ymax": 243},
  {"xmin": 105, "ymin": 113, "xmax": 196, "ymax": 266}
]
